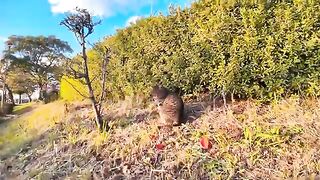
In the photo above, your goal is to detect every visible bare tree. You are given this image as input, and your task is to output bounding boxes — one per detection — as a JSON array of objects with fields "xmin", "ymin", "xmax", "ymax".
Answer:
[{"xmin": 61, "ymin": 8, "xmax": 110, "ymax": 131}]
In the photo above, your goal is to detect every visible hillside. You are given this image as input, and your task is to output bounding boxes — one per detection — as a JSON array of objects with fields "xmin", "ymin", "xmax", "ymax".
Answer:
[{"xmin": 0, "ymin": 97, "xmax": 319, "ymax": 179}]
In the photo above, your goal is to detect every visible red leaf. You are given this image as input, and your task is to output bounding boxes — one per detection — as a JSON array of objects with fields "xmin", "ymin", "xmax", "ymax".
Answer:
[
  {"xmin": 155, "ymin": 143, "xmax": 166, "ymax": 150},
  {"xmin": 200, "ymin": 136, "xmax": 212, "ymax": 150}
]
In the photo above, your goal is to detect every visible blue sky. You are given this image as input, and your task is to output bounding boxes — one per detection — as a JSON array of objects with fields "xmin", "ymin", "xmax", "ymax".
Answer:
[{"xmin": 0, "ymin": 0, "xmax": 192, "ymax": 56}]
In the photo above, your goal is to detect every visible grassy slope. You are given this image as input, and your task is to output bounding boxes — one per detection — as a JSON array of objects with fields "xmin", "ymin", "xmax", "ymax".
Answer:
[
  {"xmin": 0, "ymin": 97, "xmax": 319, "ymax": 179},
  {"xmin": 0, "ymin": 101, "xmax": 65, "ymax": 158}
]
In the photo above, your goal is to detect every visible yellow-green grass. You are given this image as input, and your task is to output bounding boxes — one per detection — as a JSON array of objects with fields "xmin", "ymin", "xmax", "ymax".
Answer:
[
  {"xmin": 0, "ymin": 101, "xmax": 66, "ymax": 158},
  {"xmin": 13, "ymin": 102, "xmax": 35, "ymax": 115}
]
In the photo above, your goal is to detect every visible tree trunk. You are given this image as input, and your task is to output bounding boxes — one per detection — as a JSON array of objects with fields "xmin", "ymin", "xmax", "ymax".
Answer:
[
  {"xmin": 222, "ymin": 90, "xmax": 227, "ymax": 110},
  {"xmin": 1, "ymin": 84, "xmax": 5, "ymax": 110},
  {"xmin": 38, "ymin": 83, "xmax": 44, "ymax": 100},
  {"xmin": 19, "ymin": 93, "xmax": 22, "ymax": 104},
  {"xmin": 3, "ymin": 91, "xmax": 6, "ymax": 102},
  {"xmin": 82, "ymin": 40, "xmax": 108, "ymax": 131},
  {"xmin": 27, "ymin": 94, "xmax": 32, "ymax": 102},
  {"xmin": 5, "ymin": 84, "xmax": 15, "ymax": 106},
  {"xmin": 90, "ymin": 97, "xmax": 104, "ymax": 130},
  {"xmin": 87, "ymin": 75, "xmax": 105, "ymax": 131},
  {"xmin": 38, "ymin": 83, "xmax": 48, "ymax": 101}
]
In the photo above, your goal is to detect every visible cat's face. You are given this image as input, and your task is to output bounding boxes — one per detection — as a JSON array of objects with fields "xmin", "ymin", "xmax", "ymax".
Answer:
[{"xmin": 151, "ymin": 85, "xmax": 168, "ymax": 106}]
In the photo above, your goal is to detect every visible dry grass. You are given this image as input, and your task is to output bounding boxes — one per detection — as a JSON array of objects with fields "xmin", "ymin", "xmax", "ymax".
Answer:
[{"xmin": 0, "ymin": 96, "xmax": 320, "ymax": 179}]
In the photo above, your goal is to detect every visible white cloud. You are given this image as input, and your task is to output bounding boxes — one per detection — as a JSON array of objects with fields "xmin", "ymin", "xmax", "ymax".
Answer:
[
  {"xmin": 48, "ymin": 0, "xmax": 151, "ymax": 17},
  {"xmin": 125, "ymin": 16, "xmax": 143, "ymax": 27}
]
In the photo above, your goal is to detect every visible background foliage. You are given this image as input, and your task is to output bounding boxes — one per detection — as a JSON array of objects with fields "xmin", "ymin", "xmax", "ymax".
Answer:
[
  {"xmin": 60, "ymin": 76, "xmax": 87, "ymax": 101},
  {"xmin": 63, "ymin": 0, "xmax": 320, "ymax": 101}
]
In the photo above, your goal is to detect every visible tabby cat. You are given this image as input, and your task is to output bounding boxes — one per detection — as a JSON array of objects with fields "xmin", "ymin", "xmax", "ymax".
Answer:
[{"xmin": 151, "ymin": 85, "xmax": 184, "ymax": 126}]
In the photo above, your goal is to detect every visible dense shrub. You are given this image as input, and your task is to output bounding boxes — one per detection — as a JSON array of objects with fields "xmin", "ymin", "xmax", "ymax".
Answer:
[
  {"xmin": 60, "ymin": 76, "xmax": 87, "ymax": 101},
  {"xmin": 44, "ymin": 90, "xmax": 59, "ymax": 104},
  {"xmin": 63, "ymin": 0, "xmax": 320, "ymax": 101}
]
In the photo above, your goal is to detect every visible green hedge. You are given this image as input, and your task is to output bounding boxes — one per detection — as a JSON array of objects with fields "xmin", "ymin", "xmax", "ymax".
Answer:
[
  {"xmin": 75, "ymin": 0, "xmax": 320, "ymax": 101},
  {"xmin": 60, "ymin": 76, "xmax": 88, "ymax": 101}
]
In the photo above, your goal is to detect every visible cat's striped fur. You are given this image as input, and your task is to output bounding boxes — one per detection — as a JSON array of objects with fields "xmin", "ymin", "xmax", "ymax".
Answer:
[{"xmin": 151, "ymin": 85, "xmax": 184, "ymax": 126}]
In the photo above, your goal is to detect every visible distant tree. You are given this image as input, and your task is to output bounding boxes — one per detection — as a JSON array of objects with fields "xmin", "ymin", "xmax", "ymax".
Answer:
[
  {"xmin": 4, "ymin": 35, "xmax": 73, "ymax": 100},
  {"xmin": 6, "ymin": 67, "xmax": 36, "ymax": 103},
  {"xmin": 61, "ymin": 8, "xmax": 109, "ymax": 131},
  {"xmin": 0, "ymin": 42, "xmax": 15, "ymax": 106},
  {"xmin": 0, "ymin": 58, "xmax": 9, "ymax": 107}
]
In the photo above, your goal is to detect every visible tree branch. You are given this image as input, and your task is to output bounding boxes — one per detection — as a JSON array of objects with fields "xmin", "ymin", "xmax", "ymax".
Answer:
[{"xmin": 98, "ymin": 46, "xmax": 110, "ymax": 113}]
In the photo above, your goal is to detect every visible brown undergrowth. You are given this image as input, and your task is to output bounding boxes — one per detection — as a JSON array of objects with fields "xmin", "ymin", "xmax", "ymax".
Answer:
[{"xmin": 0, "ymin": 96, "xmax": 320, "ymax": 179}]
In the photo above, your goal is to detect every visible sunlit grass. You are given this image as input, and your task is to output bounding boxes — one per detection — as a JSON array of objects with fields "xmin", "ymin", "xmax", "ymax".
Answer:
[
  {"xmin": 1, "ymin": 97, "xmax": 320, "ymax": 179},
  {"xmin": 81, "ymin": 96, "xmax": 320, "ymax": 179},
  {"xmin": 0, "ymin": 101, "xmax": 66, "ymax": 158},
  {"xmin": 13, "ymin": 102, "xmax": 35, "ymax": 115}
]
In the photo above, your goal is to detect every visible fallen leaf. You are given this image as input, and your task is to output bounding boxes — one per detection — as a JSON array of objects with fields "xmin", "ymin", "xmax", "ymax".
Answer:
[
  {"xmin": 200, "ymin": 136, "xmax": 212, "ymax": 150},
  {"xmin": 155, "ymin": 143, "xmax": 166, "ymax": 150}
]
